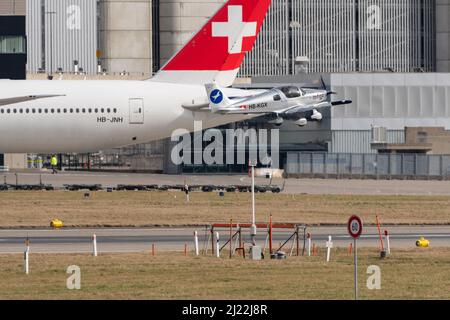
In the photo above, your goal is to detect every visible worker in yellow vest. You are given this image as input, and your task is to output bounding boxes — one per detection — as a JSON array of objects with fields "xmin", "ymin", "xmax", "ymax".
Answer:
[{"xmin": 51, "ymin": 155, "xmax": 58, "ymax": 174}]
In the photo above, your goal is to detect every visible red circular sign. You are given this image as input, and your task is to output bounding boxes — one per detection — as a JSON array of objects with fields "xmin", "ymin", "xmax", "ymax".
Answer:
[{"xmin": 348, "ymin": 215, "xmax": 363, "ymax": 239}]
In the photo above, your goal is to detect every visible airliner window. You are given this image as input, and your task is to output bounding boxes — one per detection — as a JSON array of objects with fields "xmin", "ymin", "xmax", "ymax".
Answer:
[
  {"xmin": 26, "ymin": 109, "xmax": 29, "ymax": 113},
  {"xmin": 107, "ymin": 108, "xmax": 111, "ymax": 113},
  {"xmin": 44, "ymin": 109, "xmax": 48, "ymax": 113},
  {"xmin": 32, "ymin": 109, "xmax": 35, "ymax": 113},
  {"xmin": 19, "ymin": 109, "xmax": 23, "ymax": 113},
  {"xmin": 279, "ymin": 86, "xmax": 301, "ymax": 98},
  {"xmin": 76, "ymin": 108, "xmax": 79, "ymax": 113},
  {"xmin": 13, "ymin": 109, "xmax": 16, "ymax": 113},
  {"xmin": 51, "ymin": 109, "xmax": 55, "ymax": 113},
  {"xmin": 113, "ymin": 108, "xmax": 117, "ymax": 113},
  {"xmin": 101, "ymin": 108, "xmax": 104, "ymax": 113},
  {"xmin": 82, "ymin": 108, "xmax": 85, "ymax": 113},
  {"xmin": 38, "ymin": 109, "xmax": 42, "ymax": 113},
  {"xmin": 95, "ymin": 108, "xmax": 98, "ymax": 113},
  {"xmin": 88, "ymin": 108, "xmax": 92, "ymax": 113},
  {"xmin": 0, "ymin": 109, "xmax": 3, "ymax": 113},
  {"xmin": 70, "ymin": 109, "xmax": 73, "ymax": 113},
  {"xmin": 7, "ymin": 109, "xmax": 10, "ymax": 113}
]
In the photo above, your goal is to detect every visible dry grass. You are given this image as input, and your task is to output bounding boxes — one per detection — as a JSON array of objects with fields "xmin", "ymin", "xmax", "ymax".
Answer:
[
  {"xmin": 1, "ymin": 191, "xmax": 450, "ymax": 228},
  {"xmin": 0, "ymin": 248, "xmax": 449, "ymax": 299}
]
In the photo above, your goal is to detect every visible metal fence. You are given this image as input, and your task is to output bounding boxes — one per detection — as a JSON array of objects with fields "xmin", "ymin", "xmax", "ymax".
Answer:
[{"xmin": 286, "ymin": 152, "xmax": 450, "ymax": 179}]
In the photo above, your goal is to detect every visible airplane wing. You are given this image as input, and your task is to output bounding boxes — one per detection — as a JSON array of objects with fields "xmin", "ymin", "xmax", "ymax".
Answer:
[
  {"xmin": 0, "ymin": 94, "xmax": 66, "ymax": 107},
  {"xmin": 216, "ymin": 101, "xmax": 330, "ymax": 115}
]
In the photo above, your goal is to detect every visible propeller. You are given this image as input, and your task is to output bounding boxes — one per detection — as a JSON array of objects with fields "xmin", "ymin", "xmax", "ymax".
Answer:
[{"xmin": 320, "ymin": 76, "xmax": 336, "ymax": 95}]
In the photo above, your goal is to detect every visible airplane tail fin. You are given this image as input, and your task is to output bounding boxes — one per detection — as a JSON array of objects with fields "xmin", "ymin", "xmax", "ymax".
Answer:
[
  {"xmin": 151, "ymin": 0, "xmax": 272, "ymax": 87},
  {"xmin": 205, "ymin": 82, "xmax": 232, "ymax": 113}
]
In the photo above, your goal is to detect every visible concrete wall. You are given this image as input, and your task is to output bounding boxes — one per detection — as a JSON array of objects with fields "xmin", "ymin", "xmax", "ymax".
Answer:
[
  {"xmin": 331, "ymin": 73, "xmax": 450, "ymax": 131},
  {"xmin": 3, "ymin": 153, "xmax": 27, "ymax": 169},
  {"xmin": 99, "ymin": 0, "xmax": 152, "ymax": 76},
  {"xmin": 0, "ymin": 0, "xmax": 25, "ymax": 15},
  {"xmin": 159, "ymin": 0, "xmax": 225, "ymax": 67},
  {"xmin": 436, "ymin": 0, "xmax": 450, "ymax": 72}
]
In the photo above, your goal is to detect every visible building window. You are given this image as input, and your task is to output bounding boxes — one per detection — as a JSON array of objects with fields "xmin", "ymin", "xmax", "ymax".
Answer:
[
  {"xmin": 417, "ymin": 132, "xmax": 428, "ymax": 143},
  {"xmin": 0, "ymin": 36, "xmax": 26, "ymax": 54}
]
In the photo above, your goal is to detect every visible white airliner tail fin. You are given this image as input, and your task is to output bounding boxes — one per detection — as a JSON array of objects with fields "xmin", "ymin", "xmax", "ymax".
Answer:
[{"xmin": 151, "ymin": 0, "xmax": 272, "ymax": 87}]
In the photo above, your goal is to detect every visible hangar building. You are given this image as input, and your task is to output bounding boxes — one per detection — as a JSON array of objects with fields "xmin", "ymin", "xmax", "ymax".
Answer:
[{"xmin": 1, "ymin": 0, "xmax": 450, "ymax": 177}]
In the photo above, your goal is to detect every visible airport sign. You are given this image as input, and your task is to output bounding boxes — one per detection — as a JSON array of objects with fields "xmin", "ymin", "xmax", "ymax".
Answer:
[{"xmin": 348, "ymin": 215, "xmax": 363, "ymax": 239}]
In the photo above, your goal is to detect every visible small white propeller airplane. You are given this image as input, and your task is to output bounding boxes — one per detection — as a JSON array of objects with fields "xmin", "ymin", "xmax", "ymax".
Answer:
[{"xmin": 183, "ymin": 79, "xmax": 352, "ymax": 127}]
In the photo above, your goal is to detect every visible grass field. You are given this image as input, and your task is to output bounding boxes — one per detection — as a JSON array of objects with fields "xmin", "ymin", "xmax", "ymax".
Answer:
[
  {"xmin": 0, "ymin": 191, "xmax": 450, "ymax": 228},
  {"xmin": 0, "ymin": 248, "xmax": 448, "ymax": 299}
]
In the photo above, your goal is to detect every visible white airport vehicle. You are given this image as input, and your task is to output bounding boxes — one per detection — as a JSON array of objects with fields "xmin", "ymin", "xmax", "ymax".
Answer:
[{"xmin": 0, "ymin": 0, "xmax": 350, "ymax": 154}]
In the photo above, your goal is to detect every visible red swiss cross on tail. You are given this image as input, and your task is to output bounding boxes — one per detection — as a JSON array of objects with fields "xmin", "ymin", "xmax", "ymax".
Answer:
[{"xmin": 151, "ymin": 0, "xmax": 272, "ymax": 87}]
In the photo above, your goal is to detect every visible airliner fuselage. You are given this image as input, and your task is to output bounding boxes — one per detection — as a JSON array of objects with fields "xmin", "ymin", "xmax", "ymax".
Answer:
[{"xmin": 0, "ymin": 80, "xmax": 248, "ymax": 153}]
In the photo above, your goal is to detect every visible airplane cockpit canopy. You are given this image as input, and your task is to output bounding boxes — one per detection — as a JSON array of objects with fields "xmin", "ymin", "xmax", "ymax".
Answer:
[{"xmin": 278, "ymin": 86, "xmax": 304, "ymax": 98}]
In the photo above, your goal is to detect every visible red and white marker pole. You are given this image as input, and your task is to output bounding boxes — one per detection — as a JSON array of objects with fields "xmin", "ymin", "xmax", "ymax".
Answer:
[
  {"xmin": 216, "ymin": 232, "xmax": 220, "ymax": 258},
  {"xmin": 194, "ymin": 231, "xmax": 199, "ymax": 256},
  {"xmin": 92, "ymin": 234, "xmax": 98, "ymax": 257},
  {"xmin": 307, "ymin": 233, "xmax": 311, "ymax": 257},
  {"xmin": 326, "ymin": 235, "xmax": 333, "ymax": 262},
  {"xmin": 24, "ymin": 237, "xmax": 30, "ymax": 274},
  {"xmin": 384, "ymin": 230, "xmax": 390, "ymax": 254}
]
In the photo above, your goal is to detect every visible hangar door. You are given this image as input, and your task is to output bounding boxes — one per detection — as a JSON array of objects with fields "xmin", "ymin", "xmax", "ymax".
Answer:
[{"xmin": 129, "ymin": 98, "xmax": 144, "ymax": 124}]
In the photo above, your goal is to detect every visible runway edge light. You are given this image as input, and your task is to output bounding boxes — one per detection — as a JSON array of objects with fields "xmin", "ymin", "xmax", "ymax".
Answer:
[
  {"xmin": 50, "ymin": 219, "xmax": 63, "ymax": 229},
  {"xmin": 416, "ymin": 237, "xmax": 430, "ymax": 248}
]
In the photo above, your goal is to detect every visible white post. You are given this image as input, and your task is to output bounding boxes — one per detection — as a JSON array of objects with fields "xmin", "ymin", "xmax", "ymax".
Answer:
[
  {"xmin": 194, "ymin": 231, "xmax": 199, "ymax": 256},
  {"xmin": 326, "ymin": 235, "xmax": 333, "ymax": 262},
  {"xmin": 215, "ymin": 232, "xmax": 220, "ymax": 258},
  {"xmin": 93, "ymin": 234, "xmax": 98, "ymax": 257},
  {"xmin": 24, "ymin": 247, "xmax": 29, "ymax": 274},
  {"xmin": 308, "ymin": 235, "xmax": 311, "ymax": 257},
  {"xmin": 385, "ymin": 231, "xmax": 391, "ymax": 254},
  {"xmin": 251, "ymin": 163, "xmax": 257, "ymax": 246}
]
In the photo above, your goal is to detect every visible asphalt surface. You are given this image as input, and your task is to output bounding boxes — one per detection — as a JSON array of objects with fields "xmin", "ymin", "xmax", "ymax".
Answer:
[
  {"xmin": 0, "ymin": 226, "xmax": 448, "ymax": 253},
  {"xmin": 4, "ymin": 171, "xmax": 450, "ymax": 195}
]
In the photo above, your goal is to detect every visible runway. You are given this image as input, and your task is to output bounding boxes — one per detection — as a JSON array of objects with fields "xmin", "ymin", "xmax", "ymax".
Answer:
[
  {"xmin": 4, "ymin": 171, "xmax": 450, "ymax": 195},
  {"xmin": 0, "ymin": 226, "xmax": 448, "ymax": 253}
]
